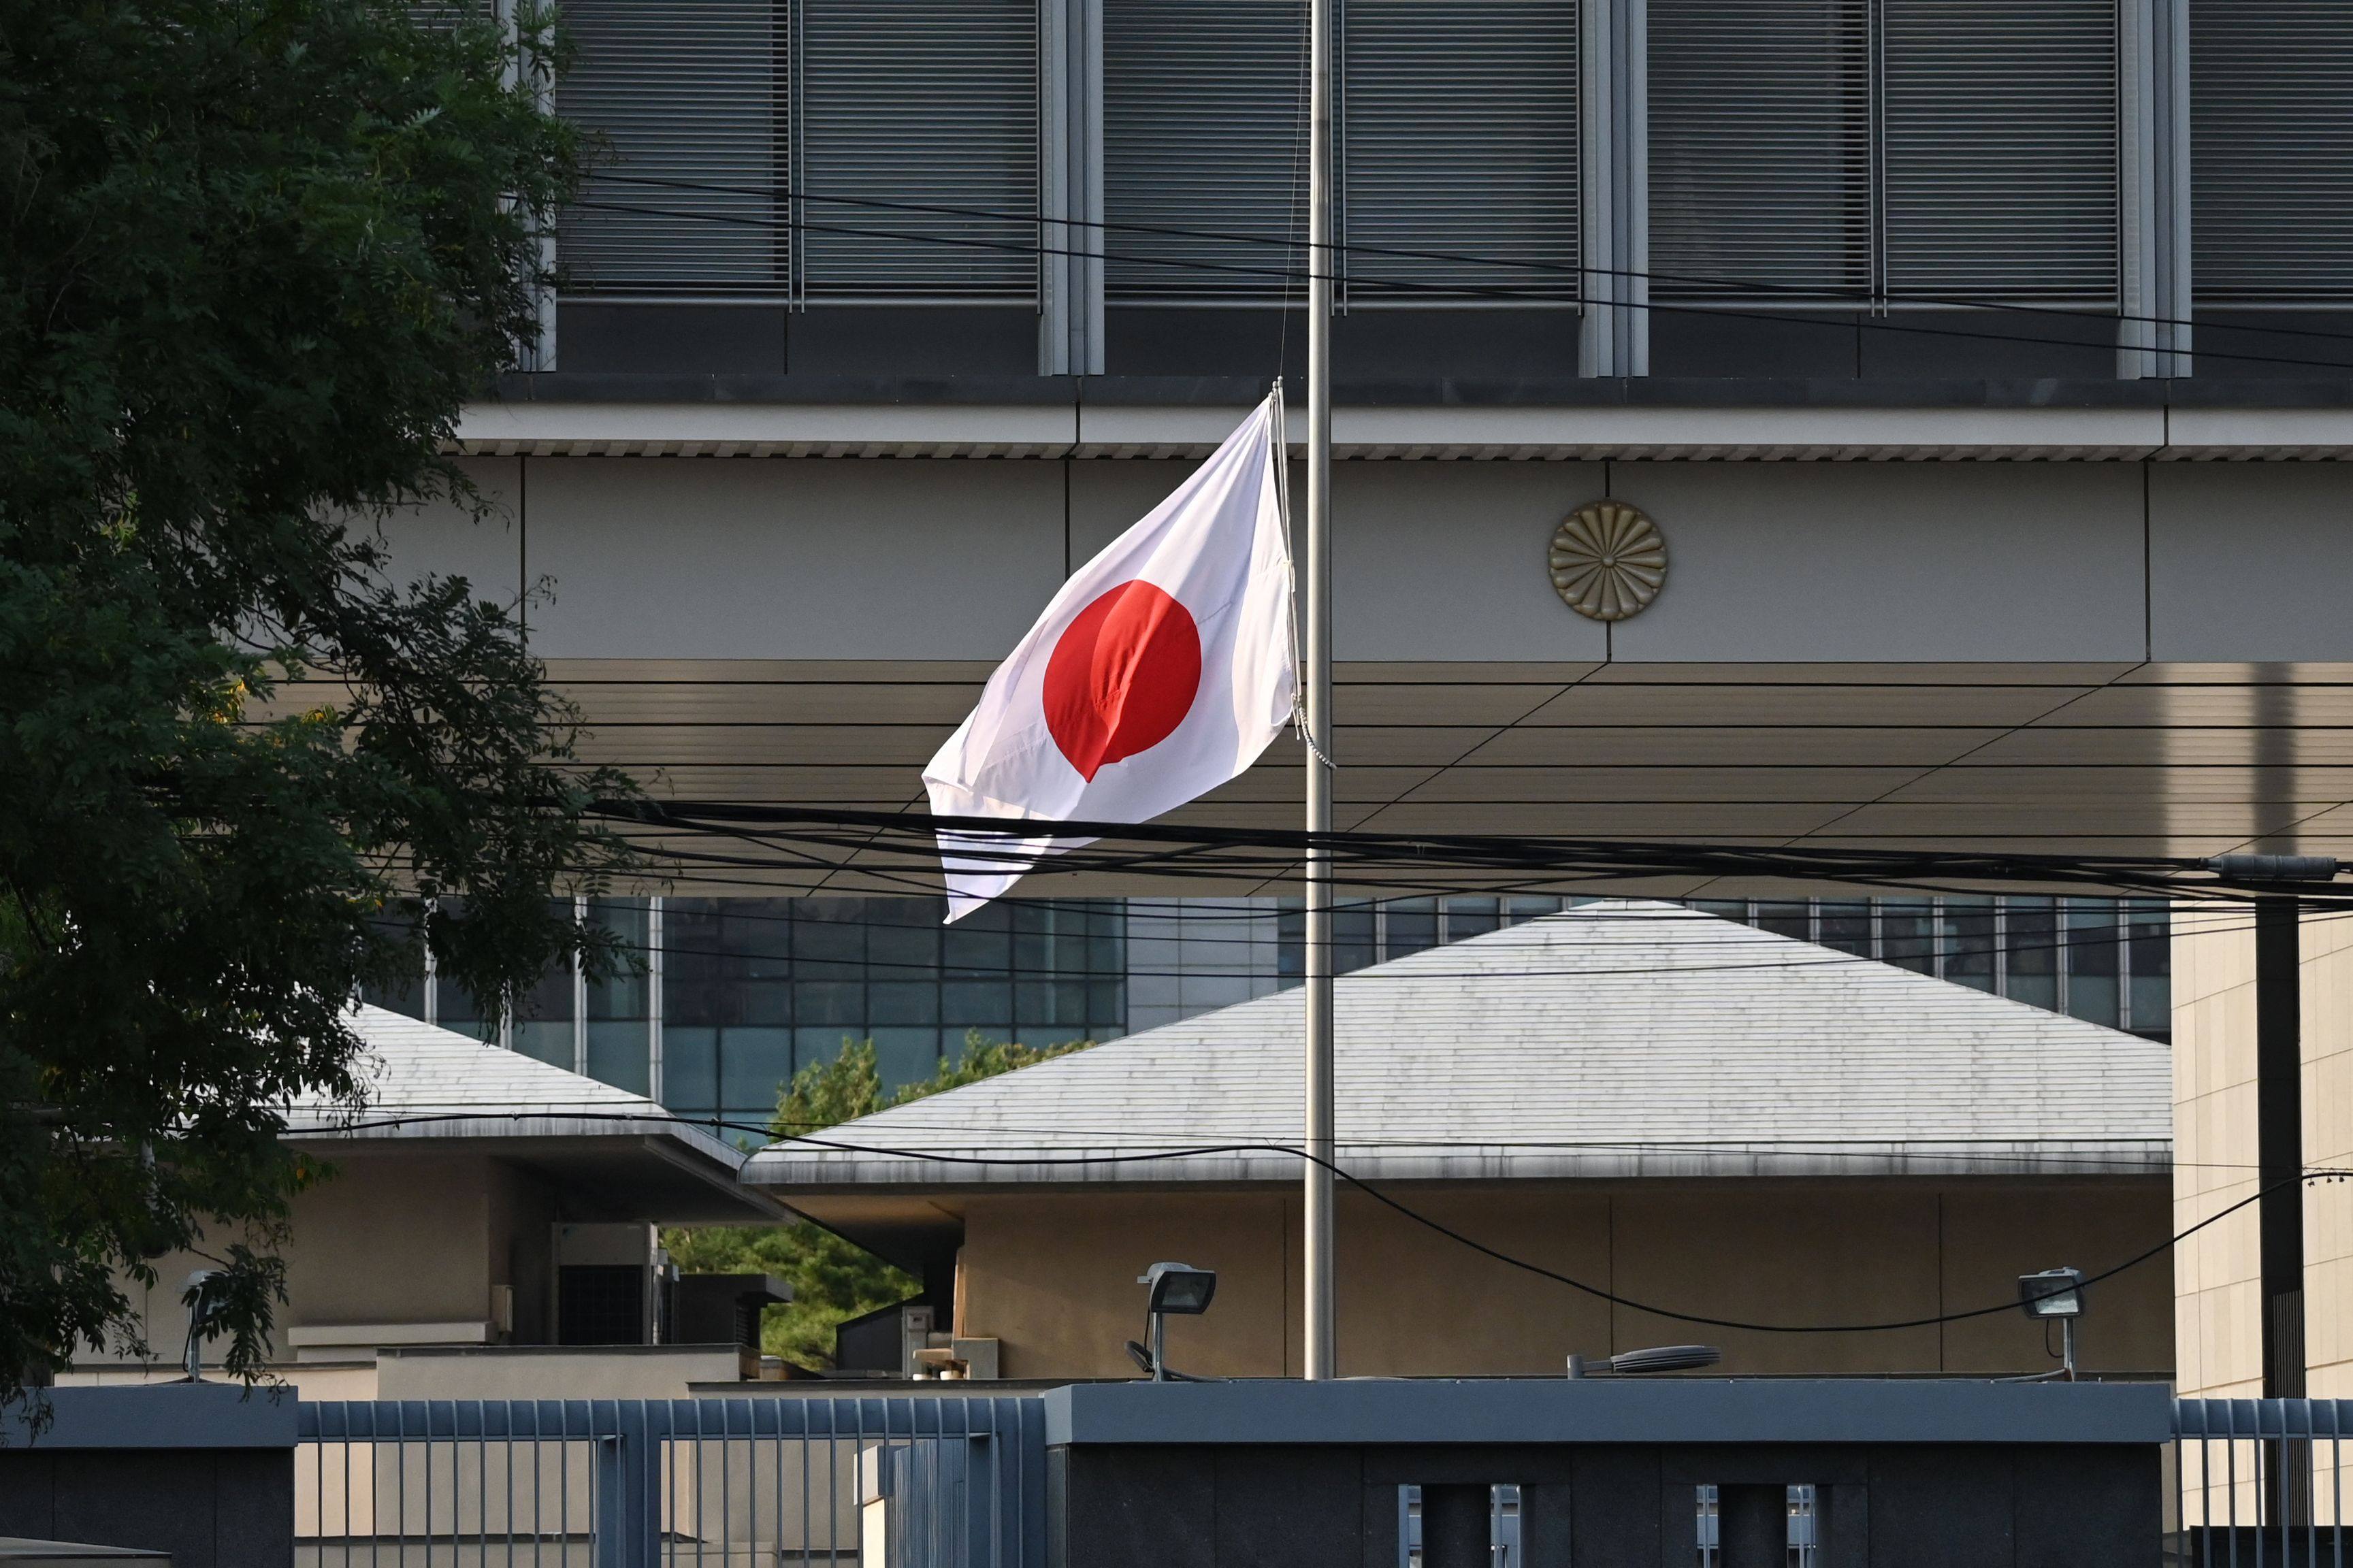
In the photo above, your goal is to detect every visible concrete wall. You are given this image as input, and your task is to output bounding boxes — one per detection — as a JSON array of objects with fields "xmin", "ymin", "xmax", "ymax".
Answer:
[
  {"xmin": 380, "ymin": 457, "xmax": 2353, "ymax": 666},
  {"xmin": 84, "ymin": 1153, "xmax": 511, "ymax": 1371},
  {"xmin": 2172, "ymin": 904, "xmax": 2353, "ymax": 1400},
  {"xmin": 953, "ymin": 1181, "xmax": 2173, "ymax": 1380}
]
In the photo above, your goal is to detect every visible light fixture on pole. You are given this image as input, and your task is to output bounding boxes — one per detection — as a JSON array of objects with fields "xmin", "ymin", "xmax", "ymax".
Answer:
[
  {"xmin": 1130, "ymin": 1262, "xmax": 1217, "ymax": 1382},
  {"xmin": 180, "ymin": 1269, "xmax": 225, "ymax": 1383},
  {"xmin": 2017, "ymin": 1267, "xmax": 2086, "ymax": 1381},
  {"xmin": 1565, "ymin": 1344, "xmax": 1722, "ymax": 1378}
]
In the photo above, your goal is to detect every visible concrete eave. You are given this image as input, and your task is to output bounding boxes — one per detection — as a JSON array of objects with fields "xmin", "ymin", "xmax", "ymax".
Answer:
[{"xmin": 455, "ymin": 379, "xmax": 2353, "ymax": 460}]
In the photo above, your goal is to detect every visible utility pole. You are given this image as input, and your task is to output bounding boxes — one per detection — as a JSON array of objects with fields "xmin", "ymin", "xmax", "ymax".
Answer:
[{"xmin": 1301, "ymin": 0, "xmax": 1337, "ymax": 1382}]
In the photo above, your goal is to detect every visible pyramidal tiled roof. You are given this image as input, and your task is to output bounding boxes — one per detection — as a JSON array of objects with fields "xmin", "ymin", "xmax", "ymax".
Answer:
[
  {"xmin": 746, "ymin": 900, "xmax": 2171, "ymax": 1189},
  {"xmin": 282, "ymin": 1004, "xmax": 743, "ymax": 1171}
]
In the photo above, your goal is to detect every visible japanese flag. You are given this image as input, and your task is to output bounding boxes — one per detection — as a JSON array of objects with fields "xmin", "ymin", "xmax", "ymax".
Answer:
[{"xmin": 924, "ymin": 395, "xmax": 1296, "ymax": 920}]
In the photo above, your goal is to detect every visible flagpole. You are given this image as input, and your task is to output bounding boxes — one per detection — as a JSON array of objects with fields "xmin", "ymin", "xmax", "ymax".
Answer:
[{"xmin": 1301, "ymin": 0, "xmax": 1337, "ymax": 1382}]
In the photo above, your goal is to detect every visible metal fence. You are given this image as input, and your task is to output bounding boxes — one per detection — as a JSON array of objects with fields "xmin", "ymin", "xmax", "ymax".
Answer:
[
  {"xmin": 296, "ymin": 1398, "xmax": 1047, "ymax": 1568},
  {"xmin": 2173, "ymin": 1400, "xmax": 2353, "ymax": 1568}
]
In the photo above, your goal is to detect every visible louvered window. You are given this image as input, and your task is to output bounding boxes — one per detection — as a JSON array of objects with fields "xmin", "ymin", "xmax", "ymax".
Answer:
[
  {"xmin": 798, "ymin": 0, "xmax": 1039, "ymax": 300},
  {"xmin": 1882, "ymin": 1, "xmax": 2115, "ymax": 304},
  {"xmin": 1650, "ymin": 0, "xmax": 1870, "ymax": 301},
  {"xmin": 2192, "ymin": 1, "xmax": 2353, "ymax": 305},
  {"xmin": 1105, "ymin": 0, "xmax": 1579, "ymax": 306},
  {"xmin": 1651, "ymin": 0, "xmax": 2117, "ymax": 307},
  {"xmin": 556, "ymin": 0, "xmax": 1038, "ymax": 302},
  {"xmin": 1340, "ymin": 0, "xmax": 1578, "ymax": 304},
  {"xmin": 557, "ymin": 0, "xmax": 784, "ymax": 296},
  {"xmin": 1105, "ymin": 0, "xmax": 1309, "ymax": 303}
]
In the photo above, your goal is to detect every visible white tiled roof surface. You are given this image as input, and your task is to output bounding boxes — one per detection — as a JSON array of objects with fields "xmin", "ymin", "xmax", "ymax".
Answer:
[
  {"xmin": 747, "ymin": 900, "xmax": 2171, "ymax": 1188},
  {"xmin": 284, "ymin": 1005, "xmax": 743, "ymax": 1170}
]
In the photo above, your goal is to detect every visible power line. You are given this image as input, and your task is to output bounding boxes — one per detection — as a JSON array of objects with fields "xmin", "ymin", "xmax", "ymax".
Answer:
[
  {"xmin": 289, "ymin": 1104, "xmax": 2347, "ymax": 1337},
  {"xmin": 564, "ymin": 197, "xmax": 2353, "ymax": 378},
  {"xmin": 582, "ymin": 172, "xmax": 2353, "ymax": 352}
]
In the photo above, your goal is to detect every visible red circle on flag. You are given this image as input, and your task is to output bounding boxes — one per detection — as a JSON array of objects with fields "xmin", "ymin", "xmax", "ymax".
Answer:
[{"xmin": 1043, "ymin": 581, "xmax": 1203, "ymax": 782}]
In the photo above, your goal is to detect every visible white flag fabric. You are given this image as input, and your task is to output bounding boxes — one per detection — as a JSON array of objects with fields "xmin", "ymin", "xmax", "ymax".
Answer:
[{"xmin": 924, "ymin": 395, "xmax": 1295, "ymax": 920}]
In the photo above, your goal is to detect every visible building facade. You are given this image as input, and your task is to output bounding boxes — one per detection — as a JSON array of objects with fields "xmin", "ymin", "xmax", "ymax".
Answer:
[{"xmin": 371, "ymin": 0, "xmax": 2353, "ymax": 1389}]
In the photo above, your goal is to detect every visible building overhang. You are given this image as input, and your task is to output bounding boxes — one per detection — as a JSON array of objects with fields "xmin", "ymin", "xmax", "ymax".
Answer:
[
  {"xmin": 284, "ymin": 1126, "xmax": 786, "ymax": 1224},
  {"xmin": 459, "ymin": 376, "xmax": 2353, "ymax": 460}
]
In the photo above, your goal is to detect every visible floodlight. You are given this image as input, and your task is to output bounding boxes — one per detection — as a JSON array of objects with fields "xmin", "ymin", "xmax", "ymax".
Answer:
[
  {"xmin": 1135, "ymin": 1262, "xmax": 1217, "ymax": 1381},
  {"xmin": 180, "ymin": 1269, "xmax": 224, "ymax": 1383},
  {"xmin": 2017, "ymin": 1268, "xmax": 2085, "ymax": 1320},
  {"xmin": 2017, "ymin": 1267, "xmax": 2087, "ymax": 1382},
  {"xmin": 1140, "ymin": 1262, "xmax": 1218, "ymax": 1317}
]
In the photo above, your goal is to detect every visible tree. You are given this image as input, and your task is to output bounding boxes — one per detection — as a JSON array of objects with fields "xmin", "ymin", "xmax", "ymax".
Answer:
[
  {"xmin": 0, "ymin": 0, "xmax": 630, "ymax": 1403},
  {"xmin": 666, "ymin": 1033, "xmax": 1088, "ymax": 1369}
]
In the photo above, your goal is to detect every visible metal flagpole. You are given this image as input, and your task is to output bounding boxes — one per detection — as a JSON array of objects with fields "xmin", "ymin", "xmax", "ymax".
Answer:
[{"xmin": 1302, "ymin": 0, "xmax": 1337, "ymax": 1382}]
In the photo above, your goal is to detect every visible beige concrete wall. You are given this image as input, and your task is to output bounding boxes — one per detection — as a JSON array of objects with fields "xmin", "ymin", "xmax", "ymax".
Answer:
[
  {"xmin": 2173, "ymin": 904, "xmax": 2353, "ymax": 1399},
  {"xmin": 2305, "ymin": 908, "xmax": 2353, "ymax": 1397},
  {"xmin": 956, "ymin": 1179, "xmax": 2171, "ymax": 1381},
  {"xmin": 2173, "ymin": 904, "xmax": 2263, "ymax": 1398},
  {"xmin": 82, "ymin": 1152, "xmax": 507, "ymax": 1369}
]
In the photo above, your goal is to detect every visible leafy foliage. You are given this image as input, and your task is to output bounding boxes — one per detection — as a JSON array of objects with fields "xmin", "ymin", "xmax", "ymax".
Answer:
[
  {"xmin": 666, "ymin": 1033, "xmax": 1088, "ymax": 1369},
  {"xmin": 0, "ymin": 0, "xmax": 630, "ymax": 1401}
]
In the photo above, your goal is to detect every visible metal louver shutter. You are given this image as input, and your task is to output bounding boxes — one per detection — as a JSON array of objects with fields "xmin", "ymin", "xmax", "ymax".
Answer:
[
  {"xmin": 1105, "ymin": 0, "xmax": 1308, "ymax": 303},
  {"xmin": 556, "ymin": 1, "xmax": 783, "ymax": 297},
  {"xmin": 1882, "ymin": 1, "xmax": 2116, "ymax": 305},
  {"xmin": 2193, "ymin": 1, "xmax": 2353, "ymax": 304},
  {"xmin": 1340, "ymin": 0, "xmax": 1578, "ymax": 303},
  {"xmin": 1649, "ymin": 0, "xmax": 1870, "ymax": 301},
  {"xmin": 798, "ymin": 0, "xmax": 1039, "ymax": 301}
]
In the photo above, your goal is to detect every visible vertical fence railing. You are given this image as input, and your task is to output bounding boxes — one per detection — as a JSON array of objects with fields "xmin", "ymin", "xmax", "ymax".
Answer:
[
  {"xmin": 297, "ymin": 1397, "xmax": 1048, "ymax": 1568},
  {"xmin": 2173, "ymin": 1399, "xmax": 2353, "ymax": 1568}
]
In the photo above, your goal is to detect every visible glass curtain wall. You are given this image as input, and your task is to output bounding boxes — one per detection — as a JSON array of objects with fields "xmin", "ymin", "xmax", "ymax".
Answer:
[
  {"xmin": 368, "ymin": 896, "xmax": 1128, "ymax": 1132},
  {"xmin": 1278, "ymin": 892, "xmax": 2173, "ymax": 1041}
]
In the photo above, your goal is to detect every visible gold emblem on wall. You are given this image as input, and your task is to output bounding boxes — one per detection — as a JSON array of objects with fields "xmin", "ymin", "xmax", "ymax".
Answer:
[{"xmin": 1549, "ymin": 500, "xmax": 1668, "ymax": 622}]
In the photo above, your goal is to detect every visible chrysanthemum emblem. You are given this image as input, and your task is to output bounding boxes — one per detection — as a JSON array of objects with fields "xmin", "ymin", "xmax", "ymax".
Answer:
[{"xmin": 1548, "ymin": 500, "xmax": 1668, "ymax": 622}]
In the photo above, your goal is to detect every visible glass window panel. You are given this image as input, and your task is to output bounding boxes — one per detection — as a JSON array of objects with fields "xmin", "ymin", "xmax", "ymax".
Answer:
[
  {"xmin": 513, "ymin": 1019, "xmax": 574, "ymax": 1069},
  {"xmin": 1335, "ymin": 903, "xmax": 1378, "ymax": 973},
  {"xmin": 795, "ymin": 981, "xmax": 862, "ymax": 1027},
  {"xmin": 1881, "ymin": 900, "xmax": 1935, "ymax": 974},
  {"xmin": 1941, "ymin": 898, "xmax": 1997, "ymax": 992},
  {"xmin": 1756, "ymin": 900, "xmax": 1811, "ymax": 942},
  {"xmin": 1088, "ymin": 979, "xmax": 1125, "ymax": 1030},
  {"xmin": 1015, "ymin": 1024, "xmax": 1089, "ymax": 1051},
  {"xmin": 2002, "ymin": 897, "xmax": 2058, "ymax": 1010},
  {"xmin": 660, "ymin": 898, "xmax": 732, "ymax": 1028},
  {"xmin": 434, "ymin": 983, "xmax": 502, "ymax": 1045},
  {"xmin": 869, "ymin": 981, "xmax": 939, "ymax": 1026},
  {"xmin": 1443, "ymin": 897, "xmax": 1499, "ymax": 943},
  {"xmin": 789, "ymin": 1026, "xmax": 863, "ymax": 1081},
  {"xmin": 721, "ymin": 1026, "xmax": 795, "ymax": 1114},
  {"xmin": 2126, "ymin": 900, "xmax": 2171, "ymax": 1039},
  {"xmin": 1818, "ymin": 901, "xmax": 1871, "ymax": 958},
  {"xmin": 1384, "ymin": 898, "xmax": 1438, "ymax": 961},
  {"xmin": 2064, "ymin": 898, "xmax": 2121, "ymax": 1028},
  {"xmin": 943, "ymin": 980, "xmax": 1013, "ymax": 1027},
  {"xmin": 1689, "ymin": 900, "xmax": 1747, "ymax": 924},
  {"xmin": 1505, "ymin": 896, "xmax": 1562, "ymax": 924},
  {"xmin": 585, "ymin": 1020, "xmax": 651, "ymax": 1095},
  {"xmin": 663, "ymin": 1026, "xmax": 720, "ymax": 1115},
  {"xmin": 587, "ymin": 898, "xmax": 651, "ymax": 1022},
  {"xmin": 871, "ymin": 1028, "xmax": 943, "ymax": 1093},
  {"xmin": 362, "ymin": 968, "xmax": 427, "ymax": 1021},
  {"xmin": 1014, "ymin": 981, "xmax": 1056, "ymax": 1026},
  {"xmin": 945, "ymin": 906, "xmax": 1011, "ymax": 976},
  {"xmin": 866, "ymin": 904, "xmax": 941, "ymax": 975},
  {"xmin": 1277, "ymin": 900, "xmax": 1304, "ymax": 981},
  {"xmin": 792, "ymin": 900, "xmax": 865, "ymax": 978}
]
